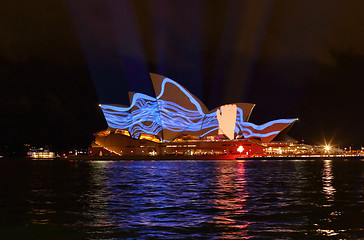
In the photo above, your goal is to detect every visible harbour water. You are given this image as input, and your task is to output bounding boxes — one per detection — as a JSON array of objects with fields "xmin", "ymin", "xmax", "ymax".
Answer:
[{"xmin": 0, "ymin": 158, "xmax": 363, "ymax": 239}]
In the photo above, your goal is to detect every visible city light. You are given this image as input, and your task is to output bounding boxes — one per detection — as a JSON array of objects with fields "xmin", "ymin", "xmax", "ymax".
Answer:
[
  {"xmin": 324, "ymin": 145, "xmax": 332, "ymax": 152},
  {"xmin": 237, "ymin": 145, "xmax": 244, "ymax": 153}
]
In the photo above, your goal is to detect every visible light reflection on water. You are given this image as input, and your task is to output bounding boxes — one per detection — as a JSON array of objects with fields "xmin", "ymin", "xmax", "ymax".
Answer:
[
  {"xmin": 322, "ymin": 159, "xmax": 335, "ymax": 202},
  {"xmin": 212, "ymin": 161, "xmax": 251, "ymax": 239},
  {"xmin": 0, "ymin": 159, "xmax": 363, "ymax": 239},
  {"xmin": 316, "ymin": 159, "xmax": 339, "ymax": 237}
]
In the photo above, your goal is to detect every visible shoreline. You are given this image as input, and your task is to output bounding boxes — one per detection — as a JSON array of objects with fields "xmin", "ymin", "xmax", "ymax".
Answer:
[{"xmin": 52, "ymin": 154, "xmax": 364, "ymax": 161}]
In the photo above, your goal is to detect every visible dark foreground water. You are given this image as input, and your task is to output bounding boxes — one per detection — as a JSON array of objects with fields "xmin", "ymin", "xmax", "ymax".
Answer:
[{"xmin": 0, "ymin": 159, "xmax": 363, "ymax": 239}]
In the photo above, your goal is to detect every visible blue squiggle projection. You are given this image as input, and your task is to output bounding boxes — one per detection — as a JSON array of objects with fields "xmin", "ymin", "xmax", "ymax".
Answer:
[
  {"xmin": 100, "ymin": 77, "xmax": 210, "ymax": 139},
  {"xmin": 100, "ymin": 105, "xmax": 132, "ymax": 130},
  {"xmin": 129, "ymin": 98, "xmax": 163, "ymax": 139},
  {"xmin": 238, "ymin": 119, "xmax": 297, "ymax": 131},
  {"xmin": 100, "ymin": 76, "xmax": 296, "ymax": 141},
  {"xmin": 157, "ymin": 78, "xmax": 206, "ymax": 115}
]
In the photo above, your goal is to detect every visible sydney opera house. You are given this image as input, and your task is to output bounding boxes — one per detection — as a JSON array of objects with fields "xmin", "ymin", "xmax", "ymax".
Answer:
[{"xmin": 89, "ymin": 73, "xmax": 298, "ymax": 158}]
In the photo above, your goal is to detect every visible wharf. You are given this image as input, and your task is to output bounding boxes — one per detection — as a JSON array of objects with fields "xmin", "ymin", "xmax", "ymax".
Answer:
[
  {"xmin": 236, "ymin": 154, "xmax": 363, "ymax": 160},
  {"xmin": 61, "ymin": 154, "xmax": 363, "ymax": 161}
]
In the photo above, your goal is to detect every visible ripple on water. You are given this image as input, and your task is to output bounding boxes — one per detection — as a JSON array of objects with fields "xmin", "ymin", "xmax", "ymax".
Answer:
[{"xmin": 0, "ymin": 159, "xmax": 363, "ymax": 239}]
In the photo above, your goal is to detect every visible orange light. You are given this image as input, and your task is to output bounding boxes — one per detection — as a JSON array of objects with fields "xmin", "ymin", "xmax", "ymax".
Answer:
[{"xmin": 237, "ymin": 145, "xmax": 244, "ymax": 153}]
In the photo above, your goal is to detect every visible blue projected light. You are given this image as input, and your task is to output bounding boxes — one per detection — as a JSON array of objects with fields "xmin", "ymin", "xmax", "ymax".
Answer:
[
  {"xmin": 100, "ymin": 75, "xmax": 297, "ymax": 142},
  {"xmin": 157, "ymin": 78, "xmax": 206, "ymax": 115}
]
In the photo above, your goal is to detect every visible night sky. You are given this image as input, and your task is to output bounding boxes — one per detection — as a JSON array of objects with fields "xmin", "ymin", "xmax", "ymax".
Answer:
[{"xmin": 0, "ymin": 0, "xmax": 363, "ymax": 149}]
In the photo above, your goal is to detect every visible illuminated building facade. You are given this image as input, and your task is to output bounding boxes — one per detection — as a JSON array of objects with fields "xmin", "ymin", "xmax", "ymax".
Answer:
[
  {"xmin": 90, "ymin": 73, "xmax": 297, "ymax": 157},
  {"xmin": 28, "ymin": 150, "xmax": 55, "ymax": 159}
]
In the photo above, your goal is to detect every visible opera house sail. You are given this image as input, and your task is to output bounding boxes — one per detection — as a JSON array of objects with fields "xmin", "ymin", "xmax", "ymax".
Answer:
[{"xmin": 90, "ymin": 73, "xmax": 298, "ymax": 157}]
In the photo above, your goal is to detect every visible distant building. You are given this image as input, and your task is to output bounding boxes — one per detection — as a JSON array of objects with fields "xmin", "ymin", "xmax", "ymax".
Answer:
[
  {"xmin": 27, "ymin": 147, "xmax": 55, "ymax": 159},
  {"xmin": 90, "ymin": 73, "xmax": 298, "ymax": 157}
]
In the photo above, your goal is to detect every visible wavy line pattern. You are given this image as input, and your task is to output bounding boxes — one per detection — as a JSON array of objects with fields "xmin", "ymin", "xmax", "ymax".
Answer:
[{"xmin": 100, "ymin": 76, "xmax": 297, "ymax": 142}]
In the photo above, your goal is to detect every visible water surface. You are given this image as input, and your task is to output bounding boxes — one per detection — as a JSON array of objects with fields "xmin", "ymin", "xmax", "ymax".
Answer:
[{"xmin": 0, "ymin": 159, "xmax": 363, "ymax": 239}]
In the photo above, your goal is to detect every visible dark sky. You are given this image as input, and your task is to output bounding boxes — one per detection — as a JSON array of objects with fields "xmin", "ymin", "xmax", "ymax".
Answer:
[{"xmin": 0, "ymin": 0, "xmax": 363, "ymax": 148}]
